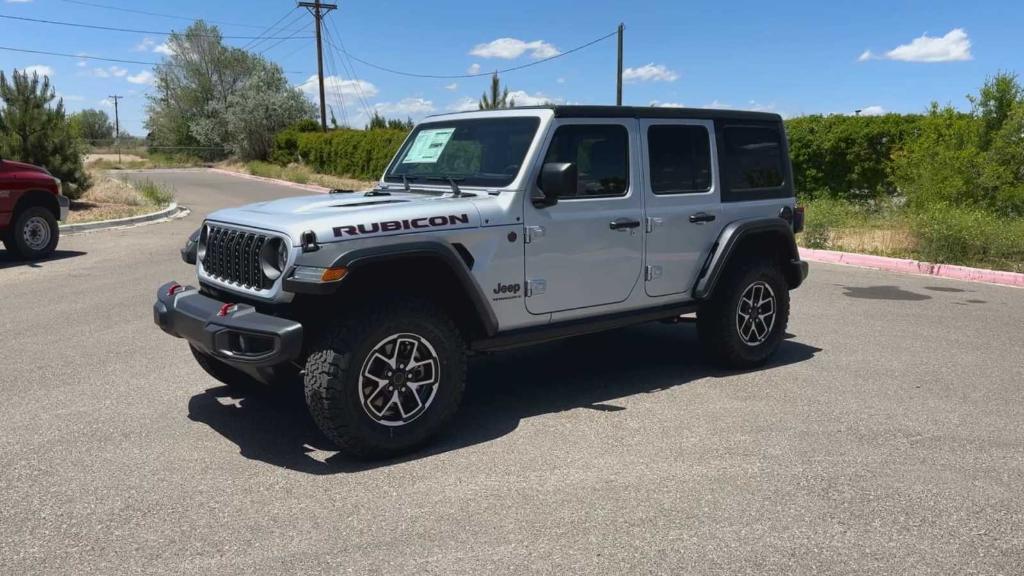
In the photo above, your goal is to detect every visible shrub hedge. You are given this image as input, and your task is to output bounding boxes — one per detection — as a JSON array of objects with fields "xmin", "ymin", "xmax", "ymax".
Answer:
[{"xmin": 271, "ymin": 127, "xmax": 407, "ymax": 181}]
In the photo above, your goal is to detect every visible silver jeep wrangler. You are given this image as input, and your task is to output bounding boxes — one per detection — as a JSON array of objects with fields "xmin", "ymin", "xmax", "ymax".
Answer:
[{"xmin": 154, "ymin": 105, "xmax": 808, "ymax": 458}]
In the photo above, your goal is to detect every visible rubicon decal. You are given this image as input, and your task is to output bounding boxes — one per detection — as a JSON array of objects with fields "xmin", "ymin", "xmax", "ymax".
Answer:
[{"xmin": 333, "ymin": 213, "xmax": 470, "ymax": 237}]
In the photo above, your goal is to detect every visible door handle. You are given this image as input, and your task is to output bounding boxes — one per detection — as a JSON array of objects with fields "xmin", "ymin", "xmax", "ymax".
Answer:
[
  {"xmin": 609, "ymin": 218, "xmax": 641, "ymax": 230},
  {"xmin": 689, "ymin": 212, "xmax": 716, "ymax": 224}
]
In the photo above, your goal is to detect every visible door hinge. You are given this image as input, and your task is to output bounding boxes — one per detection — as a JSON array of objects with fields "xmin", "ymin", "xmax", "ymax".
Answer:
[
  {"xmin": 526, "ymin": 279, "xmax": 547, "ymax": 297},
  {"xmin": 524, "ymin": 226, "xmax": 545, "ymax": 244},
  {"xmin": 645, "ymin": 265, "xmax": 663, "ymax": 282},
  {"xmin": 645, "ymin": 217, "xmax": 663, "ymax": 233}
]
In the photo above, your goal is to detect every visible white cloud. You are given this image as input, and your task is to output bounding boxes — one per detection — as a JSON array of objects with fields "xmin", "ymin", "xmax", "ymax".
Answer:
[
  {"xmin": 469, "ymin": 38, "xmax": 560, "ymax": 60},
  {"xmin": 21, "ymin": 65, "xmax": 53, "ymax": 78},
  {"xmin": 127, "ymin": 70, "xmax": 155, "ymax": 85},
  {"xmin": 447, "ymin": 96, "xmax": 478, "ymax": 112},
  {"xmin": 466, "ymin": 63, "xmax": 481, "ymax": 75},
  {"xmin": 374, "ymin": 97, "xmax": 435, "ymax": 117},
  {"xmin": 99, "ymin": 98, "xmax": 114, "ymax": 108},
  {"xmin": 90, "ymin": 66, "xmax": 128, "ymax": 79},
  {"xmin": 703, "ymin": 100, "xmax": 733, "ymax": 109},
  {"xmin": 154, "ymin": 43, "xmax": 175, "ymax": 56},
  {"xmin": 444, "ymin": 82, "xmax": 458, "ymax": 91},
  {"xmin": 506, "ymin": 90, "xmax": 562, "ymax": 106},
  {"xmin": 859, "ymin": 105, "xmax": 886, "ymax": 116},
  {"xmin": 297, "ymin": 75, "xmax": 379, "ymax": 102},
  {"xmin": 134, "ymin": 37, "xmax": 156, "ymax": 52},
  {"xmin": 650, "ymin": 101, "xmax": 686, "ymax": 108},
  {"xmin": 861, "ymin": 28, "xmax": 972, "ymax": 63},
  {"xmin": 622, "ymin": 63, "xmax": 679, "ymax": 83},
  {"xmin": 4, "ymin": 0, "xmax": 35, "ymax": 3}
]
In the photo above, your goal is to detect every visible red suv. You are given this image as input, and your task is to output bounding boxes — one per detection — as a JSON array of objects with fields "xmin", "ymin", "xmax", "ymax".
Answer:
[{"xmin": 0, "ymin": 159, "xmax": 69, "ymax": 259}]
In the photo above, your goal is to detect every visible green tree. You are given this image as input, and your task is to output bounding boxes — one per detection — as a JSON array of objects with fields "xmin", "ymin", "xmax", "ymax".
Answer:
[
  {"xmin": 479, "ymin": 72, "xmax": 515, "ymax": 110},
  {"xmin": 147, "ymin": 21, "xmax": 310, "ymax": 160},
  {"xmin": 69, "ymin": 108, "xmax": 114, "ymax": 146},
  {"xmin": 968, "ymin": 71, "xmax": 1023, "ymax": 149},
  {"xmin": 0, "ymin": 70, "xmax": 88, "ymax": 193}
]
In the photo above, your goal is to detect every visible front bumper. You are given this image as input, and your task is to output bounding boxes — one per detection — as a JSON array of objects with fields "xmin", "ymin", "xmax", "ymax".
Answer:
[
  {"xmin": 153, "ymin": 282, "xmax": 303, "ymax": 368},
  {"xmin": 57, "ymin": 195, "xmax": 70, "ymax": 222}
]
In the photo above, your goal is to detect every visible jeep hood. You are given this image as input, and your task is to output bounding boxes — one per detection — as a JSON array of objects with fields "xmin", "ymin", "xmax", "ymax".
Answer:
[{"xmin": 205, "ymin": 192, "xmax": 483, "ymax": 245}]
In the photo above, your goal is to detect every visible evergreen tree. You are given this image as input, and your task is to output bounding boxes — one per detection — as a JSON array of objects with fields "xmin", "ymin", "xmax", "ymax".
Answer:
[{"xmin": 479, "ymin": 72, "xmax": 515, "ymax": 110}]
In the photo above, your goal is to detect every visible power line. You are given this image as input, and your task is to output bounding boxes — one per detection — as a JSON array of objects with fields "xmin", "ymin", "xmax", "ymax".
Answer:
[
  {"xmin": 0, "ymin": 14, "xmax": 313, "ymax": 40},
  {"xmin": 0, "ymin": 45, "xmax": 313, "ymax": 75},
  {"xmin": 54, "ymin": 0, "xmax": 271, "ymax": 30},
  {"xmin": 241, "ymin": 8, "xmax": 303, "ymax": 51},
  {"xmin": 322, "ymin": 17, "xmax": 373, "ymax": 122},
  {"xmin": 259, "ymin": 19, "xmax": 313, "ymax": 56},
  {"xmin": 332, "ymin": 28, "xmax": 621, "ymax": 79}
]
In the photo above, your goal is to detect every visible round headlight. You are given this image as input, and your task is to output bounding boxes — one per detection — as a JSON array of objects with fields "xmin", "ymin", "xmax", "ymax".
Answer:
[
  {"xmin": 261, "ymin": 237, "xmax": 289, "ymax": 281},
  {"xmin": 196, "ymin": 226, "xmax": 208, "ymax": 262}
]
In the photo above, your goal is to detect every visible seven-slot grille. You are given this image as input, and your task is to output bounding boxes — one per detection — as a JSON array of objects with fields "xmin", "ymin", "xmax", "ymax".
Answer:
[{"xmin": 202, "ymin": 225, "xmax": 271, "ymax": 289}]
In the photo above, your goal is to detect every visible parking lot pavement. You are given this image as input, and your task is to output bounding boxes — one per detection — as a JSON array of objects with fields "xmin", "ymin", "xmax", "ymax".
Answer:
[{"xmin": 1, "ymin": 169, "xmax": 1022, "ymax": 575}]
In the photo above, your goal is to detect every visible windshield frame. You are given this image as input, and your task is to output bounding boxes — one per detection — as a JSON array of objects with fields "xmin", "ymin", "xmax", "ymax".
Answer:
[{"xmin": 382, "ymin": 114, "xmax": 544, "ymax": 189}]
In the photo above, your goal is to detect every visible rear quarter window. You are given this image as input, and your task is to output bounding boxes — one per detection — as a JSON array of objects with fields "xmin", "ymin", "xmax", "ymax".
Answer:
[{"xmin": 718, "ymin": 122, "xmax": 792, "ymax": 201}]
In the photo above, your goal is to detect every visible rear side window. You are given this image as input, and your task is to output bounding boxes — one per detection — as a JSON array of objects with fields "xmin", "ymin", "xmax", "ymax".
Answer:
[
  {"xmin": 647, "ymin": 125, "xmax": 712, "ymax": 194},
  {"xmin": 541, "ymin": 124, "xmax": 629, "ymax": 198},
  {"xmin": 721, "ymin": 125, "xmax": 785, "ymax": 191}
]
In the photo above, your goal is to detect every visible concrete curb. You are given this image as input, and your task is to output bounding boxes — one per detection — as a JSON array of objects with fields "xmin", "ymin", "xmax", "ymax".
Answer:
[
  {"xmin": 207, "ymin": 168, "xmax": 334, "ymax": 194},
  {"xmin": 61, "ymin": 203, "xmax": 189, "ymax": 234},
  {"xmin": 800, "ymin": 247, "xmax": 1024, "ymax": 289}
]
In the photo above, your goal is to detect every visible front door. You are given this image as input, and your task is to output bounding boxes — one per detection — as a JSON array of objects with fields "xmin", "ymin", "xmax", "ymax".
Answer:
[
  {"xmin": 640, "ymin": 119, "xmax": 725, "ymax": 297},
  {"xmin": 524, "ymin": 119, "xmax": 643, "ymax": 314}
]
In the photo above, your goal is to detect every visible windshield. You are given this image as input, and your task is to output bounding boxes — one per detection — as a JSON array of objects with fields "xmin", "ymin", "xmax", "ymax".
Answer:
[{"xmin": 385, "ymin": 117, "xmax": 540, "ymax": 188}]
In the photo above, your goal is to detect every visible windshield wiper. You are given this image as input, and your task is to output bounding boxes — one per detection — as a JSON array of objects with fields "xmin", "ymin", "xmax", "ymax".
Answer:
[{"xmin": 426, "ymin": 176, "xmax": 474, "ymax": 198}]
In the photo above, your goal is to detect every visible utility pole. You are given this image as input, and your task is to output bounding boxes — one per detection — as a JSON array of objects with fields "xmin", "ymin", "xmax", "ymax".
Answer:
[
  {"xmin": 616, "ymin": 23, "xmax": 624, "ymax": 106},
  {"xmin": 299, "ymin": 0, "xmax": 337, "ymax": 131},
  {"xmin": 108, "ymin": 94, "xmax": 123, "ymax": 163}
]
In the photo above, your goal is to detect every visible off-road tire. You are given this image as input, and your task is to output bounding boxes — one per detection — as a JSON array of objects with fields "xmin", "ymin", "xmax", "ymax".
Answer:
[
  {"xmin": 303, "ymin": 299, "xmax": 467, "ymax": 460},
  {"xmin": 189, "ymin": 344, "xmax": 259, "ymax": 391},
  {"xmin": 7, "ymin": 206, "xmax": 59, "ymax": 260},
  {"xmin": 698, "ymin": 259, "xmax": 790, "ymax": 369}
]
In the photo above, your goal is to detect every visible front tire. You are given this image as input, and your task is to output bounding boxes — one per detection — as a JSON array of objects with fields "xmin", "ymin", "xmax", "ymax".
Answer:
[
  {"xmin": 698, "ymin": 259, "xmax": 790, "ymax": 369},
  {"xmin": 6, "ymin": 207, "xmax": 59, "ymax": 260},
  {"xmin": 304, "ymin": 299, "xmax": 467, "ymax": 459}
]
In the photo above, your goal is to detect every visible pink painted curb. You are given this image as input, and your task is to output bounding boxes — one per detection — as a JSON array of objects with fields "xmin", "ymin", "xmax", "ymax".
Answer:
[
  {"xmin": 800, "ymin": 247, "xmax": 1024, "ymax": 288},
  {"xmin": 208, "ymin": 168, "xmax": 333, "ymax": 194}
]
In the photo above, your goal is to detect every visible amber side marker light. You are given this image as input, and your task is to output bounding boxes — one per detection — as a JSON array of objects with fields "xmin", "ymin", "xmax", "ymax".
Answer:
[{"xmin": 321, "ymin": 267, "xmax": 348, "ymax": 282}]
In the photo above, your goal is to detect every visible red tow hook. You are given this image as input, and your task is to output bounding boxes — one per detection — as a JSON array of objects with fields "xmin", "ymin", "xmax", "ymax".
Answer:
[
  {"xmin": 167, "ymin": 283, "xmax": 185, "ymax": 296},
  {"xmin": 217, "ymin": 303, "xmax": 238, "ymax": 317}
]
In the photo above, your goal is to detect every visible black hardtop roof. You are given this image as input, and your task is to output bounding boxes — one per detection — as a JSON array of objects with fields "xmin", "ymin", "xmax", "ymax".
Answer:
[
  {"xmin": 428, "ymin": 105, "xmax": 782, "ymax": 123},
  {"xmin": 542, "ymin": 105, "xmax": 781, "ymax": 122}
]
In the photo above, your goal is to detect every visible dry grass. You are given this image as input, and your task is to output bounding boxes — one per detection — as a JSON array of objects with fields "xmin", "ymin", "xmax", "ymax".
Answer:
[
  {"xmin": 66, "ymin": 171, "xmax": 175, "ymax": 224},
  {"xmin": 801, "ymin": 227, "xmax": 917, "ymax": 258},
  {"xmin": 219, "ymin": 161, "xmax": 375, "ymax": 192}
]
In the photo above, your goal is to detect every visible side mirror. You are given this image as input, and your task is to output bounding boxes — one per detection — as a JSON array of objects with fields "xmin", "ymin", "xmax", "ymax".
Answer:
[{"xmin": 534, "ymin": 162, "xmax": 577, "ymax": 208}]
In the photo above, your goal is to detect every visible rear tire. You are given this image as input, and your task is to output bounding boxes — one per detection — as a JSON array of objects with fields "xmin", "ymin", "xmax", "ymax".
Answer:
[
  {"xmin": 7, "ymin": 207, "xmax": 59, "ymax": 260},
  {"xmin": 698, "ymin": 259, "xmax": 790, "ymax": 369},
  {"xmin": 303, "ymin": 299, "xmax": 467, "ymax": 460}
]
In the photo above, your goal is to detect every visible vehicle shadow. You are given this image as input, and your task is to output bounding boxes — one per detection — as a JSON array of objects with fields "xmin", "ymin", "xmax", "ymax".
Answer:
[
  {"xmin": 0, "ymin": 249, "xmax": 87, "ymax": 270},
  {"xmin": 187, "ymin": 323, "xmax": 821, "ymax": 475}
]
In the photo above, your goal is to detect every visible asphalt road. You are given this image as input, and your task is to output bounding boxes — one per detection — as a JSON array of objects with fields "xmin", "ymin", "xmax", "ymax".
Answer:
[{"xmin": 1, "ymin": 169, "xmax": 1022, "ymax": 575}]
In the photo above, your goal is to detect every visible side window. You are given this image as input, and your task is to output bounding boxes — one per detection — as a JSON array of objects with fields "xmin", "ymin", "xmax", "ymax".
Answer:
[
  {"xmin": 647, "ymin": 124, "xmax": 712, "ymax": 194},
  {"xmin": 541, "ymin": 124, "xmax": 629, "ymax": 199},
  {"xmin": 721, "ymin": 125, "xmax": 785, "ymax": 191}
]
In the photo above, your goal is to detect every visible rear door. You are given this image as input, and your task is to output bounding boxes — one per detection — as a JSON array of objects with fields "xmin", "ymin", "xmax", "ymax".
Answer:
[
  {"xmin": 523, "ymin": 119, "xmax": 643, "ymax": 314},
  {"xmin": 641, "ymin": 119, "xmax": 725, "ymax": 297}
]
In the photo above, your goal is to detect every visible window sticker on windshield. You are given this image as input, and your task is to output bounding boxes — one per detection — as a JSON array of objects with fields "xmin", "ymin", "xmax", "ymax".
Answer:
[{"xmin": 401, "ymin": 128, "xmax": 455, "ymax": 164}]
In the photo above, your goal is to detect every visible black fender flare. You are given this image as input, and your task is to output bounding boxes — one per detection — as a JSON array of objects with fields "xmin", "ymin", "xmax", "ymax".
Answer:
[
  {"xmin": 692, "ymin": 218, "xmax": 805, "ymax": 300},
  {"xmin": 293, "ymin": 240, "xmax": 499, "ymax": 337}
]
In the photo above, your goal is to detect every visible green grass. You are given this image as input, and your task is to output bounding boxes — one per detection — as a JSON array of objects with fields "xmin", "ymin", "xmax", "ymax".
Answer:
[
  {"xmin": 798, "ymin": 197, "xmax": 1024, "ymax": 273},
  {"xmin": 134, "ymin": 179, "xmax": 176, "ymax": 206}
]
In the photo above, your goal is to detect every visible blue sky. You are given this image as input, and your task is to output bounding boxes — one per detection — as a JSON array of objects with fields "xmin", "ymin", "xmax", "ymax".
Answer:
[{"xmin": 0, "ymin": 0, "xmax": 1020, "ymax": 135}]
